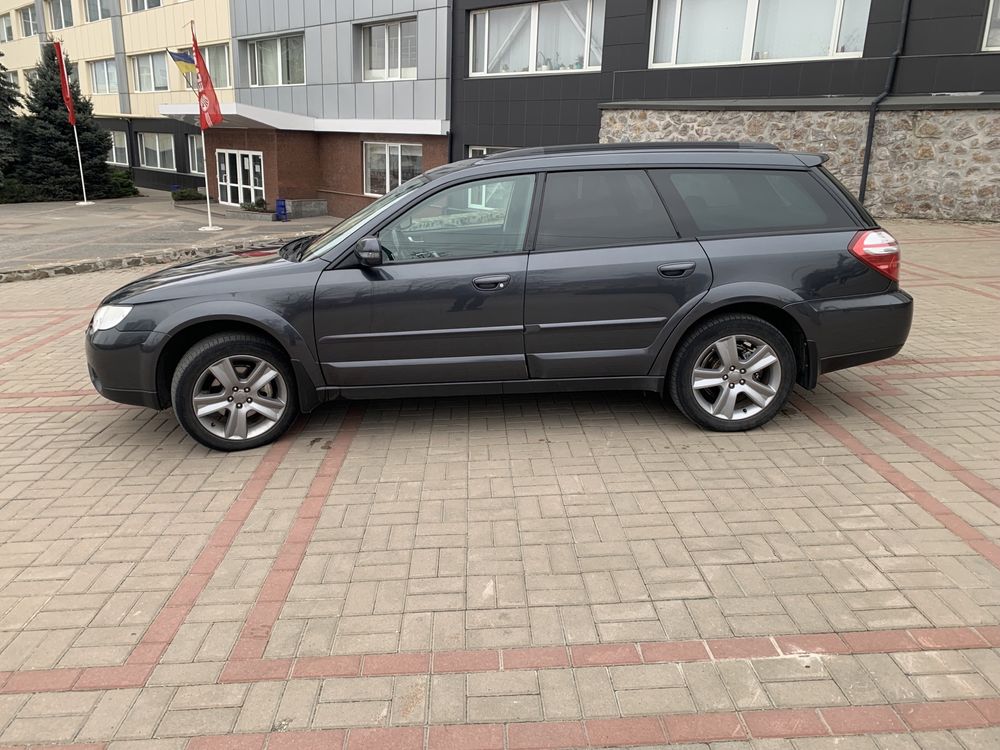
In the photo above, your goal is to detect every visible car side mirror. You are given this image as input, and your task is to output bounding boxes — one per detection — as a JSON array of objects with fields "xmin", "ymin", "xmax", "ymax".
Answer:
[{"xmin": 354, "ymin": 237, "xmax": 383, "ymax": 267}]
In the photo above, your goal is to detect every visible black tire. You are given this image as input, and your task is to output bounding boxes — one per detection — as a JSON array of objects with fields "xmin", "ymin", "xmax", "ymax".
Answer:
[
  {"xmin": 170, "ymin": 333, "xmax": 298, "ymax": 451},
  {"xmin": 668, "ymin": 314, "xmax": 795, "ymax": 432}
]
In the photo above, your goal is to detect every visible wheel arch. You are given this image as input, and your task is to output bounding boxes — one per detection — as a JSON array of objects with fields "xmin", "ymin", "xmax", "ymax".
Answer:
[
  {"xmin": 655, "ymin": 292, "xmax": 816, "ymax": 391},
  {"xmin": 154, "ymin": 308, "xmax": 322, "ymax": 412}
]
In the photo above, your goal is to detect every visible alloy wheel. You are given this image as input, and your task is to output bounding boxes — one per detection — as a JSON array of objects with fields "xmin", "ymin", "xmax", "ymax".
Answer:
[
  {"xmin": 691, "ymin": 335, "xmax": 782, "ymax": 421},
  {"xmin": 192, "ymin": 355, "xmax": 288, "ymax": 440}
]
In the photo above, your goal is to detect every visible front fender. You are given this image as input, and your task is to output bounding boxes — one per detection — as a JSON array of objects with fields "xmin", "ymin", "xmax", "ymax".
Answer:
[{"xmin": 154, "ymin": 301, "xmax": 324, "ymax": 409}]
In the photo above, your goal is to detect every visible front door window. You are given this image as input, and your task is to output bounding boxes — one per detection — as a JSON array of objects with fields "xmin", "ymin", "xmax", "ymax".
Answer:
[{"xmin": 216, "ymin": 149, "xmax": 264, "ymax": 206}]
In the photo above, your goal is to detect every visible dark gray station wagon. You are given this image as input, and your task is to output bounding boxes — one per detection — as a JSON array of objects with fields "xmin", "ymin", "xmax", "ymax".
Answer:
[{"xmin": 86, "ymin": 143, "xmax": 912, "ymax": 451}]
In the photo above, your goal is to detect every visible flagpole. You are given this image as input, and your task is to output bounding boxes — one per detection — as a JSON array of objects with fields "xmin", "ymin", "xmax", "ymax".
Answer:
[
  {"xmin": 198, "ymin": 128, "xmax": 221, "ymax": 231},
  {"xmin": 71, "ymin": 123, "xmax": 93, "ymax": 205}
]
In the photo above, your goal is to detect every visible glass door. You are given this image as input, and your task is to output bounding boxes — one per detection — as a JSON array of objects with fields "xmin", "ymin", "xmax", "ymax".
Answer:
[{"xmin": 216, "ymin": 149, "xmax": 265, "ymax": 206}]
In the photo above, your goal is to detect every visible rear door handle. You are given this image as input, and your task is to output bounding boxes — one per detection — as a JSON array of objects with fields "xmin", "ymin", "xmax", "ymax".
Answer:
[
  {"xmin": 658, "ymin": 262, "xmax": 697, "ymax": 278},
  {"xmin": 473, "ymin": 274, "xmax": 511, "ymax": 291}
]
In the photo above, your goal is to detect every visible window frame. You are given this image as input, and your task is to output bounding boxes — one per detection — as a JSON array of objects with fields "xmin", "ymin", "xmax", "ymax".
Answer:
[
  {"xmin": 136, "ymin": 132, "xmax": 176, "ymax": 171},
  {"xmin": 1, "ymin": 70, "xmax": 18, "ymax": 88},
  {"xmin": 363, "ymin": 141, "xmax": 424, "ymax": 198},
  {"xmin": 131, "ymin": 51, "xmax": 169, "ymax": 92},
  {"xmin": 247, "ymin": 34, "xmax": 305, "ymax": 87},
  {"xmin": 180, "ymin": 43, "xmax": 230, "ymax": 89},
  {"xmin": 362, "ymin": 18, "xmax": 418, "ymax": 82},
  {"xmin": 1, "ymin": 13, "xmax": 13, "ymax": 42},
  {"xmin": 131, "ymin": 0, "xmax": 162, "ymax": 12},
  {"xmin": 468, "ymin": 146, "xmax": 514, "ymax": 158},
  {"xmin": 648, "ymin": 0, "xmax": 870, "ymax": 69},
  {"xmin": 107, "ymin": 130, "xmax": 129, "ymax": 166},
  {"xmin": 187, "ymin": 133, "xmax": 205, "ymax": 175},
  {"xmin": 86, "ymin": 0, "xmax": 113, "ymax": 23},
  {"xmin": 18, "ymin": 5, "xmax": 37, "ymax": 37},
  {"xmin": 48, "ymin": 0, "xmax": 74, "ymax": 30},
  {"xmin": 89, "ymin": 58, "xmax": 119, "ymax": 94},
  {"xmin": 470, "ymin": 0, "xmax": 604, "ymax": 78},
  {"xmin": 985, "ymin": 0, "xmax": 1000, "ymax": 51}
]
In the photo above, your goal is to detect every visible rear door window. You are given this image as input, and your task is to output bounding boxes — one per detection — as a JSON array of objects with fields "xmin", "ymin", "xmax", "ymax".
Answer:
[
  {"xmin": 535, "ymin": 170, "xmax": 678, "ymax": 252},
  {"xmin": 650, "ymin": 169, "xmax": 855, "ymax": 236}
]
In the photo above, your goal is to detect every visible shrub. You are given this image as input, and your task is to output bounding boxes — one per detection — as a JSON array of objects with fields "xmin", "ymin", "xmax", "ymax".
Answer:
[
  {"xmin": 240, "ymin": 198, "xmax": 269, "ymax": 213},
  {"xmin": 171, "ymin": 187, "xmax": 205, "ymax": 202}
]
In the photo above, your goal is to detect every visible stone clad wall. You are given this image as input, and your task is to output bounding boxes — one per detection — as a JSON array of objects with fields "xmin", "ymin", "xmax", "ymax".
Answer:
[{"xmin": 599, "ymin": 108, "xmax": 1000, "ymax": 222}]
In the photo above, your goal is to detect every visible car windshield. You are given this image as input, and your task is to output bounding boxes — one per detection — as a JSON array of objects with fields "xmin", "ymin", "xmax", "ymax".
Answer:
[{"xmin": 299, "ymin": 177, "xmax": 429, "ymax": 261}]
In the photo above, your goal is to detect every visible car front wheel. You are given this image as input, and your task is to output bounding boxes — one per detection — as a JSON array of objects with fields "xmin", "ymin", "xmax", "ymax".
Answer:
[
  {"xmin": 669, "ymin": 314, "xmax": 795, "ymax": 432},
  {"xmin": 171, "ymin": 333, "xmax": 298, "ymax": 451}
]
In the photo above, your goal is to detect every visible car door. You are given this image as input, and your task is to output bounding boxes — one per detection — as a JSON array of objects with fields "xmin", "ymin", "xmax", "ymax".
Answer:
[
  {"xmin": 524, "ymin": 169, "xmax": 712, "ymax": 379},
  {"xmin": 314, "ymin": 173, "xmax": 537, "ymax": 387}
]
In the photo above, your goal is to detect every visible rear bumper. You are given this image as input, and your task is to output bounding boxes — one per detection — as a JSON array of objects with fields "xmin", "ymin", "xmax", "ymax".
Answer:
[
  {"xmin": 785, "ymin": 290, "xmax": 913, "ymax": 376},
  {"xmin": 85, "ymin": 328, "xmax": 167, "ymax": 410}
]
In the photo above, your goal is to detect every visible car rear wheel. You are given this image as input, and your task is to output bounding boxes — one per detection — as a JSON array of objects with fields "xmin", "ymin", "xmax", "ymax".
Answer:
[
  {"xmin": 668, "ymin": 314, "xmax": 795, "ymax": 432},
  {"xmin": 171, "ymin": 333, "xmax": 298, "ymax": 451}
]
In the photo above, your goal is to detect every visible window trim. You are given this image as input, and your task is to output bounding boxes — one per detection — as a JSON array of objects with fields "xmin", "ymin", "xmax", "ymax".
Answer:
[
  {"xmin": 180, "ymin": 43, "xmax": 231, "ymax": 89},
  {"xmin": 89, "ymin": 58, "xmax": 118, "ymax": 95},
  {"xmin": 48, "ymin": 0, "xmax": 74, "ymax": 30},
  {"xmin": 107, "ymin": 130, "xmax": 129, "ymax": 166},
  {"xmin": 136, "ymin": 132, "xmax": 176, "ymax": 172},
  {"xmin": 362, "ymin": 18, "xmax": 418, "ymax": 82},
  {"xmin": 363, "ymin": 141, "xmax": 423, "ymax": 198},
  {"xmin": 85, "ymin": 0, "xmax": 113, "ymax": 23},
  {"xmin": 469, "ymin": 0, "xmax": 604, "ymax": 78},
  {"xmin": 131, "ymin": 51, "xmax": 169, "ymax": 92},
  {"xmin": 648, "ymin": 0, "xmax": 869, "ymax": 70},
  {"xmin": 986, "ymin": 0, "xmax": 1000, "ymax": 51},
  {"xmin": 246, "ymin": 34, "xmax": 306, "ymax": 87},
  {"xmin": 1, "ymin": 13, "xmax": 13, "ymax": 42},
  {"xmin": 130, "ymin": 0, "xmax": 162, "ymax": 12},
  {"xmin": 187, "ymin": 133, "xmax": 205, "ymax": 175},
  {"xmin": 18, "ymin": 5, "xmax": 37, "ymax": 37}
]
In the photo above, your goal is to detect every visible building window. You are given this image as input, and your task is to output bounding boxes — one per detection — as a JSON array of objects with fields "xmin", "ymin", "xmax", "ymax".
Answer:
[
  {"xmin": 86, "ymin": 0, "xmax": 113, "ymax": 22},
  {"xmin": 362, "ymin": 19, "xmax": 417, "ymax": 81},
  {"xmin": 1, "ymin": 13, "xmax": 13, "ymax": 42},
  {"xmin": 18, "ymin": 5, "xmax": 37, "ymax": 37},
  {"xmin": 107, "ymin": 130, "xmax": 128, "ymax": 165},
  {"xmin": 24, "ymin": 67, "xmax": 37, "ymax": 86},
  {"xmin": 470, "ymin": 0, "xmax": 605, "ymax": 77},
  {"xmin": 137, "ymin": 132, "xmax": 175, "ymax": 170},
  {"xmin": 132, "ymin": 52, "xmax": 169, "ymax": 92},
  {"xmin": 1, "ymin": 70, "xmax": 18, "ymax": 88},
  {"xmin": 986, "ymin": 0, "xmax": 1000, "ymax": 50},
  {"xmin": 248, "ymin": 35, "xmax": 305, "ymax": 86},
  {"xmin": 49, "ymin": 0, "xmax": 74, "ymax": 30},
  {"xmin": 188, "ymin": 134, "xmax": 205, "ymax": 174},
  {"xmin": 89, "ymin": 59, "xmax": 119, "ymax": 94},
  {"xmin": 651, "ymin": 0, "xmax": 871, "ymax": 68},
  {"xmin": 131, "ymin": 0, "xmax": 161, "ymax": 11},
  {"xmin": 364, "ymin": 142, "xmax": 422, "ymax": 196},
  {"xmin": 468, "ymin": 146, "xmax": 514, "ymax": 158},
  {"xmin": 181, "ymin": 44, "xmax": 230, "ymax": 88}
]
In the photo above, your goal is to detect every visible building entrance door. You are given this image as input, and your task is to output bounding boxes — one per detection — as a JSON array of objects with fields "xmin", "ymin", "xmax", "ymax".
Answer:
[{"xmin": 217, "ymin": 150, "xmax": 264, "ymax": 206}]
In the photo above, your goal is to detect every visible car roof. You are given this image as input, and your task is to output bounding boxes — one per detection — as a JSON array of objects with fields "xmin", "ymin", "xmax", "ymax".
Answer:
[{"xmin": 427, "ymin": 142, "xmax": 825, "ymax": 182}]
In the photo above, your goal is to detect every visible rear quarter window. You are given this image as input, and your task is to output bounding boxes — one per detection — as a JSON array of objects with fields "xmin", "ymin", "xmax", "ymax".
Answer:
[{"xmin": 650, "ymin": 168, "xmax": 856, "ymax": 236}]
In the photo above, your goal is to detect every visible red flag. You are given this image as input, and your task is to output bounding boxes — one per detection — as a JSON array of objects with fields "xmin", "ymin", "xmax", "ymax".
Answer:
[
  {"xmin": 53, "ymin": 41, "xmax": 76, "ymax": 126},
  {"xmin": 192, "ymin": 31, "xmax": 222, "ymax": 130}
]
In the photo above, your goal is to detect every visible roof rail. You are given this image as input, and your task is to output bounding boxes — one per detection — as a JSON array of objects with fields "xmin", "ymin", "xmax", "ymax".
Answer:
[{"xmin": 482, "ymin": 142, "xmax": 781, "ymax": 160}]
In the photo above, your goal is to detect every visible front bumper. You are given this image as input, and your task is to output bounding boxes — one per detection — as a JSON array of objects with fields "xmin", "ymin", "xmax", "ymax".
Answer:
[
  {"xmin": 785, "ymin": 289, "xmax": 914, "ymax": 376},
  {"xmin": 86, "ymin": 328, "xmax": 168, "ymax": 409}
]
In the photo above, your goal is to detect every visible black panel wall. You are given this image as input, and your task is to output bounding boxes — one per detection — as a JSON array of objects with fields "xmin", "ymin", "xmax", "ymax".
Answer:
[
  {"xmin": 97, "ymin": 117, "xmax": 204, "ymax": 192},
  {"xmin": 450, "ymin": 0, "xmax": 1000, "ymax": 160}
]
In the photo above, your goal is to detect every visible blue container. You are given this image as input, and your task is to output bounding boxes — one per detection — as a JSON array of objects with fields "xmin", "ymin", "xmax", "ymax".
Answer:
[{"xmin": 274, "ymin": 198, "xmax": 289, "ymax": 222}]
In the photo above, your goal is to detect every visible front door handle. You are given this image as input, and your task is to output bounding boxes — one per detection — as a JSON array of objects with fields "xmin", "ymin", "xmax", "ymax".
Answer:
[
  {"xmin": 473, "ymin": 274, "xmax": 511, "ymax": 291},
  {"xmin": 658, "ymin": 262, "xmax": 697, "ymax": 278}
]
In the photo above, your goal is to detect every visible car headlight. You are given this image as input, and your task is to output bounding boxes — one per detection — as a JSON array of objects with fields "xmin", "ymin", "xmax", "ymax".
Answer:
[{"xmin": 90, "ymin": 305, "xmax": 132, "ymax": 332}]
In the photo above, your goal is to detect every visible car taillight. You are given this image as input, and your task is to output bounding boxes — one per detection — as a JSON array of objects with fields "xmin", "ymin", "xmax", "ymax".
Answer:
[{"xmin": 850, "ymin": 229, "xmax": 900, "ymax": 282}]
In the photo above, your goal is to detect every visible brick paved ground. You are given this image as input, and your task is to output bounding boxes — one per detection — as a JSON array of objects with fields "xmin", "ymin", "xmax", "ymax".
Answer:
[{"xmin": 1, "ymin": 219, "xmax": 1000, "ymax": 749}]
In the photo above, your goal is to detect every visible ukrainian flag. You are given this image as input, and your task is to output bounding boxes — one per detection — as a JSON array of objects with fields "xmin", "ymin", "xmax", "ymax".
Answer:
[{"xmin": 168, "ymin": 49, "xmax": 198, "ymax": 76}]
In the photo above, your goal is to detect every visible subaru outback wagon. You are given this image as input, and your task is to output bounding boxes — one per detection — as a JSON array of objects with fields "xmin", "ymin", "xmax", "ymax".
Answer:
[{"xmin": 86, "ymin": 143, "xmax": 912, "ymax": 451}]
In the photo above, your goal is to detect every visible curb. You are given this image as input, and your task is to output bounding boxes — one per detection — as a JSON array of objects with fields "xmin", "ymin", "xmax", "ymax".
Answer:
[{"xmin": 0, "ymin": 231, "xmax": 318, "ymax": 284}]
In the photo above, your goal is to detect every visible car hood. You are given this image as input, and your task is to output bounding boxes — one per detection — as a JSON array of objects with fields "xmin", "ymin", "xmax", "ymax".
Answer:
[{"xmin": 102, "ymin": 238, "xmax": 310, "ymax": 305}]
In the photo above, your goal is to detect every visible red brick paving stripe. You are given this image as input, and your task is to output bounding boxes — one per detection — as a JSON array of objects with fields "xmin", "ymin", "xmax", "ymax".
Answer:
[
  {"xmin": 291, "ymin": 655, "xmax": 362, "ymax": 679},
  {"xmin": 73, "ymin": 664, "xmax": 152, "ymax": 691},
  {"xmin": 585, "ymin": 717, "xmax": 666, "ymax": 746},
  {"xmin": 345, "ymin": 726, "xmax": 423, "ymax": 750},
  {"xmin": 362, "ymin": 652, "xmax": 431, "ymax": 676},
  {"xmin": 841, "ymin": 630, "xmax": 921, "ymax": 654},
  {"xmin": 0, "ymin": 313, "xmax": 79, "ymax": 353},
  {"xmin": 794, "ymin": 396, "xmax": 1000, "ymax": 574},
  {"xmin": 502, "ymin": 647, "xmax": 570, "ymax": 670},
  {"xmin": 706, "ymin": 636, "xmax": 779, "ymax": 659},
  {"xmin": 741, "ymin": 708, "xmax": 828, "ymax": 738},
  {"xmin": 774, "ymin": 633, "xmax": 850, "ymax": 655},
  {"xmin": 219, "ymin": 659, "xmax": 292, "ymax": 684},
  {"xmin": 188, "ymin": 736, "xmax": 266, "ymax": 750},
  {"xmin": 0, "ymin": 668, "xmax": 81, "ymax": 694},
  {"xmin": 265, "ymin": 730, "xmax": 346, "ymax": 750},
  {"xmin": 821, "ymin": 705, "xmax": 906, "ymax": 735},
  {"xmin": 432, "ymin": 649, "xmax": 501, "ymax": 674},
  {"xmin": 507, "ymin": 721, "xmax": 588, "ymax": 750},
  {"xmin": 639, "ymin": 640, "xmax": 711, "ymax": 663},
  {"xmin": 895, "ymin": 700, "xmax": 990, "ymax": 731},
  {"xmin": 230, "ymin": 407, "xmax": 365, "ymax": 662},
  {"xmin": 570, "ymin": 643, "xmax": 642, "ymax": 667},
  {"xmin": 971, "ymin": 698, "xmax": 1000, "ymax": 723},
  {"xmin": 662, "ymin": 713, "xmax": 746, "ymax": 743},
  {"xmin": 0, "ymin": 318, "xmax": 89, "ymax": 366}
]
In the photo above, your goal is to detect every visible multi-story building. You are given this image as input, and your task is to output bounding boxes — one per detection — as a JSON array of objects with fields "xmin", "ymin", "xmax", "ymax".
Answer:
[
  {"xmin": 162, "ymin": 0, "xmax": 452, "ymax": 217},
  {"xmin": 0, "ymin": 0, "xmax": 231, "ymax": 192},
  {"xmin": 451, "ymin": 0, "xmax": 1000, "ymax": 221}
]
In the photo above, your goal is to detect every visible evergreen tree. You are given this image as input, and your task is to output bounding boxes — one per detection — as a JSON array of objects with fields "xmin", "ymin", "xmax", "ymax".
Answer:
[
  {"xmin": 0, "ymin": 51, "xmax": 19, "ymax": 186},
  {"xmin": 10, "ymin": 43, "xmax": 135, "ymax": 201}
]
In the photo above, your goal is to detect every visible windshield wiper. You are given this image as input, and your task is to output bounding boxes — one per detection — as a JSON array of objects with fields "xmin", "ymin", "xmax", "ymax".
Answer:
[{"xmin": 278, "ymin": 235, "xmax": 316, "ymax": 261}]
